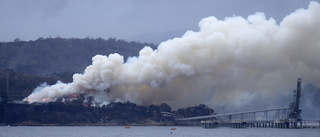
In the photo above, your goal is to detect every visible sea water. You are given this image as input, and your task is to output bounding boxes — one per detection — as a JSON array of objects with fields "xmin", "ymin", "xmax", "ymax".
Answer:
[{"xmin": 1, "ymin": 126, "xmax": 320, "ymax": 137}]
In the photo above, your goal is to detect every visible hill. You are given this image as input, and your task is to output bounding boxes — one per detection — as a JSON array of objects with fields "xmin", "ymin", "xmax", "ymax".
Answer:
[
  {"xmin": 0, "ymin": 69, "xmax": 73, "ymax": 98},
  {"xmin": 0, "ymin": 37, "xmax": 156, "ymax": 74}
]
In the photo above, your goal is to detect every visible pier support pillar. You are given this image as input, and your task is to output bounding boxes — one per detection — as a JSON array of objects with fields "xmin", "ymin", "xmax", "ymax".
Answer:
[
  {"xmin": 293, "ymin": 122, "xmax": 297, "ymax": 129},
  {"xmin": 299, "ymin": 122, "xmax": 302, "ymax": 128}
]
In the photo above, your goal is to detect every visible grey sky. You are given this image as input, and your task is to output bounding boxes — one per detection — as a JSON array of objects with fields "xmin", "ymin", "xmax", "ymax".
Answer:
[{"xmin": 0, "ymin": 0, "xmax": 315, "ymax": 43}]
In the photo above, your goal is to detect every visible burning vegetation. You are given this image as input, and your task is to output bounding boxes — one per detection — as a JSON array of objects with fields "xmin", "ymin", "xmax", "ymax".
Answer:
[{"xmin": 1, "ymin": 96, "xmax": 213, "ymax": 126}]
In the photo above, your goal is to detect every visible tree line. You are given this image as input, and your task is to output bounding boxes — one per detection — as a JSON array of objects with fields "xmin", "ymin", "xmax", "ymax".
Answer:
[{"xmin": 0, "ymin": 37, "xmax": 156, "ymax": 74}]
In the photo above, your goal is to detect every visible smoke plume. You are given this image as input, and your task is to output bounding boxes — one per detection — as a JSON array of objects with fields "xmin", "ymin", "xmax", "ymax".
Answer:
[{"xmin": 25, "ymin": 2, "xmax": 320, "ymax": 110}]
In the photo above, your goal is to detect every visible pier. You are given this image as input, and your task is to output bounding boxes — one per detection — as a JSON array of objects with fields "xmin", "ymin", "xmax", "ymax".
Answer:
[{"xmin": 179, "ymin": 78, "xmax": 320, "ymax": 129}]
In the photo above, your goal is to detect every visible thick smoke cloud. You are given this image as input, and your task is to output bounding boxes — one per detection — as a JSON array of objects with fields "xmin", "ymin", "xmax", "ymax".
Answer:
[{"xmin": 25, "ymin": 2, "xmax": 320, "ymax": 110}]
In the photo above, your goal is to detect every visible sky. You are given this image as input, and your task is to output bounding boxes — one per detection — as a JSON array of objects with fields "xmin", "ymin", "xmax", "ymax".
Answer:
[{"xmin": 0, "ymin": 0, "xmax": 315, "ymax": 44}]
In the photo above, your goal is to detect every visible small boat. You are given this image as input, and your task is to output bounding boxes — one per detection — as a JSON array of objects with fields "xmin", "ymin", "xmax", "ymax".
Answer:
[
  {"xmin": 170, "ymin": 128, "xmax": 176, "ymax": 130},
  {"xmin": 125, "ymin": 126, "xmax": 130, "ymax": 129}
]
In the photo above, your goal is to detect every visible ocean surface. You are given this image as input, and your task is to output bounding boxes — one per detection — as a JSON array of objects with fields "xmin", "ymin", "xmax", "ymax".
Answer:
[{"xmin": 1, "ymin": 126, "xmax": 319, "ymax": 137}]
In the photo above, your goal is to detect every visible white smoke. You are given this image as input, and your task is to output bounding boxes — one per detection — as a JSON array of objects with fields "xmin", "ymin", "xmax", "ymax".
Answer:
[{"xmin": 25, "ymin": 1, "xmax": 320, "ymax": 110}]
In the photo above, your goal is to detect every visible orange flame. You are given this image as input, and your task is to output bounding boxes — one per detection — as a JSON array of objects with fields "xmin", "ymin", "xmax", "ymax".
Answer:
[
  {"xmin": 69, "ymin": 94, "xmax": 78, "ymax": 99},
  {"xmin": 41, "ymin": 98, "xmax": 50, "ymax": 102},
  {"xmin": 27, "ymin": 98, "xmax": 32, "ymax": 103}
]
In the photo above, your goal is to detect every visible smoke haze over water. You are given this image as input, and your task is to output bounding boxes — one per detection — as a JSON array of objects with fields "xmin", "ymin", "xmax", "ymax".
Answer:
[{"xmin": 25, "ymin": 2, "xmax": 320, "ymax": 112}]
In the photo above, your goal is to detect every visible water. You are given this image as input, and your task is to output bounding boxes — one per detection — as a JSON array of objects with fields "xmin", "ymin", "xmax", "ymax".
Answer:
[{"xmin": 1, "ymin": 126, "xmax": 319, "ymax": 137}]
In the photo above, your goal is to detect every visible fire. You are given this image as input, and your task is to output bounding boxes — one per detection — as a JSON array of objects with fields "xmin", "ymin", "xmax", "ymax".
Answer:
[
  {"xmin": 23, "ymin": 97, "xmax": 33, "ymax": 103},
  {"xmin": 41, "ymin": 98, "xmax": 50, "ymax": 102},
  {"xmin": 69, "ymin": 94, "xmax": 78, "ymax": 99},
  {"xmin": 24, "ymin": 97, "xmax": 51, "ymax": 103},
  {"xmin": 27, "ymin": 98, "xmax": 32, "ymax": 103}
]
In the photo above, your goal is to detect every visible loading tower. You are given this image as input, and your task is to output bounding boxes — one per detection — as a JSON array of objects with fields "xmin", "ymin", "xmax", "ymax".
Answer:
[{"xmin": 288, "ymin": 78, "xmax": 302, "ymax": 127}]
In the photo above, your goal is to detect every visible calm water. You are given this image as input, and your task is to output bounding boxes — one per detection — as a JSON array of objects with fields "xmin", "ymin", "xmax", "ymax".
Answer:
[{"xmin": 1, "ymin": 126, "xmax": 319, "ymax": 137}]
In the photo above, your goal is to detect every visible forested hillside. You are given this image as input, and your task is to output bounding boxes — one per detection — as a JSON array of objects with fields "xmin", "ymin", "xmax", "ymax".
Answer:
[
  {"xmin": 0, "ymin": 37, "xmax": 156, "ymax": 74},
  {"xmin": 0, "ymin": 69, "xmax": 73, "ymax": 97}
]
